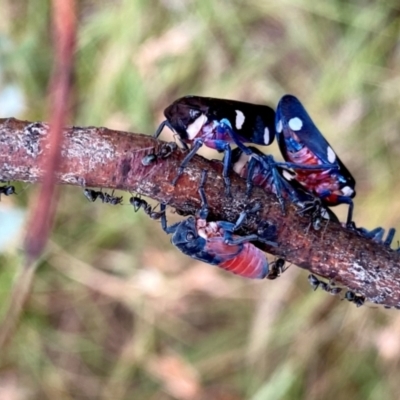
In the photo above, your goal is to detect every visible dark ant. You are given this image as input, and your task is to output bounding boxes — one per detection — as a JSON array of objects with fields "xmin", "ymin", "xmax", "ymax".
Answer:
[
  {"xmin": 267, "ymin": 258, "xmax": 289, "ymax": 280},
  {"xmin": 158, "ymin": 142, "xmax": 178, "ymax": 159},
  {"xmin": 83, "ymin": 189, "xmax": 123, "ymax": 205},
  {"xmin": 308, "ymin": 274, "xmax": 342, "ymax": 295},
  {"xmin": 130, "ymin": 196, "xmax": 163, "ymax": 219},
  {"xmin": 141, "ymin": 142, "xmax": 178, "ymax": 166},
  {"xmin": 141, "ymin": 154, "xmax": 157, "ymax": 166},
  {"xmin": 103, "ymin": 192, "xmax": 123, "ymax": 205},
  {"xmin": 0, "ymin": 184, "xmax": 16, "ymax": 199},
  {"xmin": 84, "ymin": 188, "xmax": 103, "ymax": 202},
  {"xmin": 344, "ymin": 291, "xmax": 365, "ymax": 307}
]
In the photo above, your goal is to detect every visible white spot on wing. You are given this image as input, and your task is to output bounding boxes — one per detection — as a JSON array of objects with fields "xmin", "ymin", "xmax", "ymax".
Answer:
[
  {"xmin": 288, "ymin": 117, "xmax": 303, "ymax": 131},
  {"xmin": 341, "ymin": 186, "xmax": 354, "ymax": 196},
  {"xmin": 276, "ymin": 119, "xmax": 282, "ymax": 133},
  {"xmin": 282, "ymin": 169, "xmax": 295, "ymax": 181},
  {"xmin": 233, "ymin": 152, "xmax": 250, "ymax": 175},
  {"xmin": 263, "ymin": 127, "xmax": 270, "ymax": 144},
  {"xmin": 327, "ymin": 146, "xmax": 336, "ymax": 163},
  {"xmin": 186, "ymin": 114, "xmax": 208, "ymax": 140},
  {"xmin": 235, "ymin": 110, "xmax": 245, "ymax": 130}
]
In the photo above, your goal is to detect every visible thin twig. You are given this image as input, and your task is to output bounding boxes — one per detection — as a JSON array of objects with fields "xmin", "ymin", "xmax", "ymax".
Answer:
[{"xmin": 0, "ymin": 0, "xmax": 77, "ymax": 351}]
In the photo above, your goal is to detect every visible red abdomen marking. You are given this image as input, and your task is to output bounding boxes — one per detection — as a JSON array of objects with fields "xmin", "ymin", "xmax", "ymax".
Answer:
[
  {"xmin": 219, "ymin": 243, "xmax": 268, "ymax": 279},
  {"xmin": 287, "ymin": 146, "xmax": 321, "ymax": 166},
  {"xmin": 286, "ymin": 147, "xmax": 344, "ymax": 201}
]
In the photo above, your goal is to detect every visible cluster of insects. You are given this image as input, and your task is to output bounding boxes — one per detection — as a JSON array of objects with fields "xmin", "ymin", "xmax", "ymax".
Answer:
[
  {"xmin": 1, "ymin": 95, "xmax": 395, "ymax": 309},
  {"xmin": 148, "ymin": 94, "xmax": 396, "ymax": 307},
  {"xmin": 67, "ymin": 93, "xmax": 400, "ymax": 309},
  {"xmin": 0, "ymin": 94, "xmax": 385, "ymax": 308}
]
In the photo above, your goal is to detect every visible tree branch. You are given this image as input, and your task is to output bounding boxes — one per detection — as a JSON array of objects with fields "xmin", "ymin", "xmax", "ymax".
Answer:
[{"xmin": 1, "ymin": 117, "xmax": 400, "ymax": 307}]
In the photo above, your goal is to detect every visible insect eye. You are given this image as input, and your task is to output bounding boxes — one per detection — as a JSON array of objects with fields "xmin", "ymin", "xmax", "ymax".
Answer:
[
  {"xmin": 186, "ymin": 232, "xmax": 195, "ymax": 241},
  {"xmin": 189, "ymin": 109, "xmax": 201, "ymax": 120}
]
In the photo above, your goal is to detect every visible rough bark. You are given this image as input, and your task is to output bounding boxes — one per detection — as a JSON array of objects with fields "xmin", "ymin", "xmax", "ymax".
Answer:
[{"xmin": 1, "ymin": 117, "xmax": 400, "ymax": 307}]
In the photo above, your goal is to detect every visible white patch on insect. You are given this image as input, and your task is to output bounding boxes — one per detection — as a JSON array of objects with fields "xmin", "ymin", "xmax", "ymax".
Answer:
[
  {"xmin": 341, "ymin": 186, "xmax": 354, "ymax": 196},
  {"xmin": 208, "ymin": 222, "xmax": 219, "ymax": 235},
  {"xmin": 186, "ymin": 114, "xmax": 208, "ymax": 140},
  {"xmin": 327, "ymin": 146, "xmax": 336, "ymax": 163},
  {"xmin": 263, "ymin": 127, "xmax": 270, "ymax": 144},
  {"xmin": 320, "ymin": 208, "xmax": 329, "ymax": 220},
  {"xmin": 198, "ymin": 228, "xmax": 208, "ymax": 239},
  {"xmin": 276, "ymin": 119, "xmax": 283, "ymax": 133},
  {"xmin": 235, "ymin": 110, "xmax": 245, "ymax": 130},
  {"xmin": 282, "ymin": 169, "xmax": 295, "ymax": 181},
  {"xmin": 288, "ymin": 117, "xmax": 303, "ymax": 131},
  {"xmin": 233, "ymin": 152, "xmax": 250, "ymax": 174}
]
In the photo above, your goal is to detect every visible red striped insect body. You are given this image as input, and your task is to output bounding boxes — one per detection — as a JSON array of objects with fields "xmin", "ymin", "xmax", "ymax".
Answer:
[
  {"xmin": 154, "ymin": 96, "xmax": 276, "ymax": 195},
  {"xmin": 162, "ymin": 210, "xmax": 271, "ymax": 279},
  {"xmin": 276, "ymin": 95, "xmax": 356, "ymax": 226},
  {"xmin": 158, "ymin": 171, "xmax": 277, "ymax": 279}
]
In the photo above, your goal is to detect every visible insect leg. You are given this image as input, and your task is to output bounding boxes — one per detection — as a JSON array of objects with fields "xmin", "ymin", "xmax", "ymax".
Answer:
[
  {"xmin": 358, "ymin": 226, "xmax": 384, "ymax": 240},
  {"xmin": 244, "ymin": 156, "xmax": 257, "ymax": 197},
  {"xmin": 320, "ymin": 192, "xmax": 354, "ymax": 228},
  {"xmin": 222, "ymin": 144, "xmax": 232, "ymax": 197},
  {"xmin": 224, "ymin": 233, "xmax": 277, "ymax": 247},
  {"xmin": 159, "ymin": 203, "xmax": 181, "ymax": 234},
  {"xmin": 172, "ymin": 139, "xmax": 204, "ymax": 186},
  {"xmin": 384, "ymin": 228, "xmax": 396, "ymax": 247},
  {"xmin": 218, "ymin": 118, "xmax": 253, "ymax": 156},
  {"xmin": 154, "ymin": 120, "xmax": 174, "ymax": 139},
  {"xmin": 197, "ymin": 170, "xmax": 210, "ymax": 220},
  {"xmin": 344, "ymin": 200, "xmax": 354, "ymax": 227},
  {"xmin": 250, "ymin": 154, "xmax": 287, "ymax": 213},
  {"xmin": 269, "ymin": 164, "xmax": 288, "ymax": 214},
  {"xmin": 98, "ymin": 191, "xmax": 106, "ymax": 203},
  {"xmin": 355, "ymin": 226, "xmax": 396, "ymax": 248}
]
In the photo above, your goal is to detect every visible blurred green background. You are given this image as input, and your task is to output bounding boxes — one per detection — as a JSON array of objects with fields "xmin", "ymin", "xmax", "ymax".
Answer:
[{"xmin": 1, "ymin": 1, "xmax": 400, "ymax": 399}]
